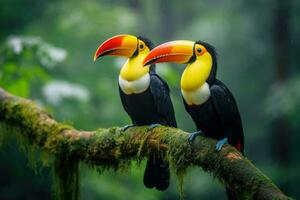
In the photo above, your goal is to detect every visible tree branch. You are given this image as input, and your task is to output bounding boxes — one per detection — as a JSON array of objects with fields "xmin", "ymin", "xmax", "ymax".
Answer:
[{"xmin": 0, "ymin": 88, "xmax": 292, "ymax": 200}]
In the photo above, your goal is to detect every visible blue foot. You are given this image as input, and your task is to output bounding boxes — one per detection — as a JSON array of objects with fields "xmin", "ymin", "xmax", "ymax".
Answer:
[
  {"xmin": 215, "ymin": 137, "xmax": 228, "ymax": 151},
  {"xmin": 121, "ymin": 124, "xmax": 136, "ymax": 132},
  {"xmin": 148, "ymin": 123, "xmax": 162, "ymax": 131},
  {"xmin": 188, "ymin": 130, "xmax": 204, "ymax": 144}
]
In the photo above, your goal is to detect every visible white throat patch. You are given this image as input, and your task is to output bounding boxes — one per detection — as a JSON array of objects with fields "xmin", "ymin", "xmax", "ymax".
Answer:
[
  {"xmin": 182, "ymin": 82, "xmax": 211, "ymax": 105},
  {"xmin": 119, "ymin": 73, "xmax": 150, "ymax": 95}
]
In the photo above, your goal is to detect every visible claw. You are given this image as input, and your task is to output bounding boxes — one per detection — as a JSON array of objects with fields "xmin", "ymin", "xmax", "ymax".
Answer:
[
  {"xmin": 188, "ymin": 130, "xmax": 204, "ymax": 145},
  {"xmin": 215, "ymin": 137, "xmax": 228, "ymax": 151},
  {"xmin": 121, "ymin": 124, "xmax": 136, "ymax": 132},
  {"xmin": 147, "ymin": 123, "xmax": 162, "ymax": 131}
]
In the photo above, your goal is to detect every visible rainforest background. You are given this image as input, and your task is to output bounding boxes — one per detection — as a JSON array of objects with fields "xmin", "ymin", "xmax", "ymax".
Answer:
[{"xmin": 0, "ymin": 0, "xmax": 299, "ymax": 199}]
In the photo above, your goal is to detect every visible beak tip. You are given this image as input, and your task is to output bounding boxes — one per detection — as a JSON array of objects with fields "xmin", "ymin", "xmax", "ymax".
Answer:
[
  {"xmin": 93, "ymin": 54, "xmax": 99, "ymax": 62},
  {"xmin": 143, "ymin": 54, "xmax": 153, "ymax": 66},
  {"xmin": 143, "ymin": 60, "xmax": 150, "ymax": 67}
]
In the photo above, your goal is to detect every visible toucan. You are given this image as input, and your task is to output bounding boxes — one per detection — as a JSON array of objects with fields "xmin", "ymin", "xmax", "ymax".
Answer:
[
  {"xmin": 93, "ymin": 34, "xmax": 177, "ymax": 191},
  {"xmin": 143, "ymin": 40, "xmax": 245, "ymax": 199}
]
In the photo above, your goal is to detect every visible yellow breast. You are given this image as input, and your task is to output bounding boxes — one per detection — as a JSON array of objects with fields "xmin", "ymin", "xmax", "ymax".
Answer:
[
  {"xmin": 120, "ymin": 53, "xmax": 150, "ymax": 81},
  {"xmin": 180, "ymin": 52, "xmax": 212, "ymax": 91}
]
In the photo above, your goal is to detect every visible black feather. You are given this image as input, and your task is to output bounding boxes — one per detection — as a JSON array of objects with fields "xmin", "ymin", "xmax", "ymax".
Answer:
[
  {"xmin": 144, "ymin": 153, "xmax": 169, "ymax": 191},
  {"xmin": 137, "ymin": 36, "xmax": 155, "ymax": 50}
]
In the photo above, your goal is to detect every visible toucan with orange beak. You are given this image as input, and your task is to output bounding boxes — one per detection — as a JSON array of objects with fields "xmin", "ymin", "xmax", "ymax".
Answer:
[
  {"xmin": 94, "ymin": 35, "xmax": 177, "ymax": 191},
  {"xmin": 143, "ymin": 40, "xmax": 244, "ymax": 199}
]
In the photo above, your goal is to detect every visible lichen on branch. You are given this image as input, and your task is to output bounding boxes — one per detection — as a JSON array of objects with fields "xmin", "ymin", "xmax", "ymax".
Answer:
[{"xmin": 0, "ymin": 88, "xmax": 293, "ymax": 200}]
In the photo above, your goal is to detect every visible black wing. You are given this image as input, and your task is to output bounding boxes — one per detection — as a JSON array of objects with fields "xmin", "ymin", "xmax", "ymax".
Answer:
[
  {"xmin": 210, "ymin": 80, "xmax": 244, "ymax": 148},
  {"xmin": 182, "ymin": 98, "xmax": 201, "ymax": 130},
  {"xmin": 149, "ymin": 74, "xmax": 177, "ymax": 127},
  {"xmin": 118, "ymin": 86, "xmax": 132, "ymax": 117},
  {"xmin": 118, "ymin": 86, "xmax": 138, "ymax": 125}
]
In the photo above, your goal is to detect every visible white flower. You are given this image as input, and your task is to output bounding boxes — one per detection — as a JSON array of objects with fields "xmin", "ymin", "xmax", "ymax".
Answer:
[
  {"xmin": 8, "ymin": 36, "xmax": 23, "ymax": 54},
  {"xmin": 48, "ymin": 47, "xmax": 67, "ymax": 63},
  {"xmin": 6, "ymin": 35, "xmax": 67, "ymax": 69},
  {"xmin": 43, "ymin": 80, "xmax": 90, "ymax": 105},
  {"xmin": 37, "ymin": 44, "xmax": 67, "ymax": 69}
]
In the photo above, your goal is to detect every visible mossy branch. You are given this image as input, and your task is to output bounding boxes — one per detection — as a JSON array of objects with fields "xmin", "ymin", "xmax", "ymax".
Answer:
[{"xmin": 0, "ymin": 88, "xmax": 292, "ymax": 200}]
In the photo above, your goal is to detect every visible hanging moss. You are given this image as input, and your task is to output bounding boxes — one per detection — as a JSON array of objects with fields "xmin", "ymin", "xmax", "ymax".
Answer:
[
  {"xmin": 0, "ymin": 120, "xmax": 78, "ymax": 200},
  {"xmin": 0, "ymin": 99, "xmax": 78, "ymax": 199},
  {"xmin": 0, "ymin": 99, "xmax": 72, "ymax": 153},
  {"xmin": 0, "ymin": 122, "xmax": 51, "ymax": 174},
  {"xmin": 0, "ymin": 123, "xmax": 10, "ymax": 149},
  {"xmin": 53, "ymin": 153, "xmax": 79, "ymax": 200},
  {"xmin": 143, "ymin": 127, "xmax": 191, "ymax": 196},
  {"xmin": 176, "ymin": 167, "xmax": 187, "ymax": 200}
]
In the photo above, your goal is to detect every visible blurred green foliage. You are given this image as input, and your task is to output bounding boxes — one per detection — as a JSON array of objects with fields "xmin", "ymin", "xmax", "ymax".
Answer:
[{"xmin": 0, "ymin": 0, "xmax": 300, "ymax": 199}]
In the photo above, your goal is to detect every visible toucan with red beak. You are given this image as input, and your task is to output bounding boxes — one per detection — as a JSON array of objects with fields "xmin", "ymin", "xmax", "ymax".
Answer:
[
  {"xmin": 143, "ymin": 40, "xmax": 244, "ymax": 199},
  {"xmin": 94, "ymin": 35, "xmax": 177, "ymax": 191}
]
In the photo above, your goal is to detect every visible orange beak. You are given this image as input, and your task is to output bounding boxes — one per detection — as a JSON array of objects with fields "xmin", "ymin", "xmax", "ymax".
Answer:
[
  {"xmin": 143, "ymin": 40, "xmax": 195, "ymax": 66},
  {"xmin": 94, "ymin": 34, "xmax": 138, "ymax": 61}
]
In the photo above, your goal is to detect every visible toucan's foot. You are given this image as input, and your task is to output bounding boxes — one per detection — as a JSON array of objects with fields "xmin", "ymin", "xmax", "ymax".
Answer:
[
  {"xmin": 121, "ymin": 124, "xmax": 136, "ymax": 132},
  {"xmin": 215, "ymin": 137, "xmax": 228, "ymax": 151},
  {"xmin": 188, "ymin": 131, "xmax": 204, "ymax": 145},
  {"xmin": 147, "ymin": 123, "xmax": 162, "ymax": 131}
]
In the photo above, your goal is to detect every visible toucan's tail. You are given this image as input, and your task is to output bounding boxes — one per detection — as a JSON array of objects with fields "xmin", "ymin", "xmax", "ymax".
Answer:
[
  {"xmin": 226, "ymin": 187, "xmax": 238, "ymax": 200},
  {"xmin": 143, "ymin": 153, "xmax": 170, "ymax": 191}
]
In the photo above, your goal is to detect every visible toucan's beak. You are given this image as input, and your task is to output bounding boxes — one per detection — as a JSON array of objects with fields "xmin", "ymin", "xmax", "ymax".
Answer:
[
  {"xmin": 94, "ymin": 35, "xmax": 138, "ymax": 61},
  {"xmin": 143, "ymin": 40, "xmax": 194, "ymax": 66}
]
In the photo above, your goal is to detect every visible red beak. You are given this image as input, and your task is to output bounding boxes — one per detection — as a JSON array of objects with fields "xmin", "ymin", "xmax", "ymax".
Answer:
[
  {"xmin": 143, "ymin": 40, "xmax": 194, "ymax": 66},
  {"xmin": 94, "ymin": 35, "xmax": 138, "ymax": 61}
]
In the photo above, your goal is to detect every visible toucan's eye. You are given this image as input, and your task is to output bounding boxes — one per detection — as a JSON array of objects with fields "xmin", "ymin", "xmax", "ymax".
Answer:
[
  {"xmin": 139, "ymin": 44, "xmax": 144, "ymax": 49},
  {"xmin": 197, "ymin": 48, "xmax": 202, "ymax": 53}
]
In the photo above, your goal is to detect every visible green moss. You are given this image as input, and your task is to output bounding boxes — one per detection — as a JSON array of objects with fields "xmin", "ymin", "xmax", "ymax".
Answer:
[
  {"xmin": 176, "ymin": 167, "xmax": 187, "ymax": 200},
  {"xmin": 40, "ymin": 150, "xmax": 51, "ymax": 167},
  {"xmin": 0, "ymin": 100, "xmax": 80, "ymax": 199},
  {"xmin": 50, "ymin": 134, "xmax": 80, "ymax": 200},
  {"xmin": 53, "ymin": 153, "xmax": 79, "ymax": 200},
  {"xmin": 0, "ymin": 123, "xmax": 10, "ymax": 149},
  {"xmin": 149, "ymin": 127, "xmax": 191, "ymax": 196},
  {"xmin": 0, "ymin": 122, "xmax": 43, "ymax": 172},
  {"xmin": 85, "ymin": 128, "xmax": 137, "ymax": 174},
  {"xmin": 0, "ymin": 100, "xmax": 70, "ymax": 154},
  {"xmin": 137, "ymin": 131, "xmax": 151, "ymax": 158}
]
